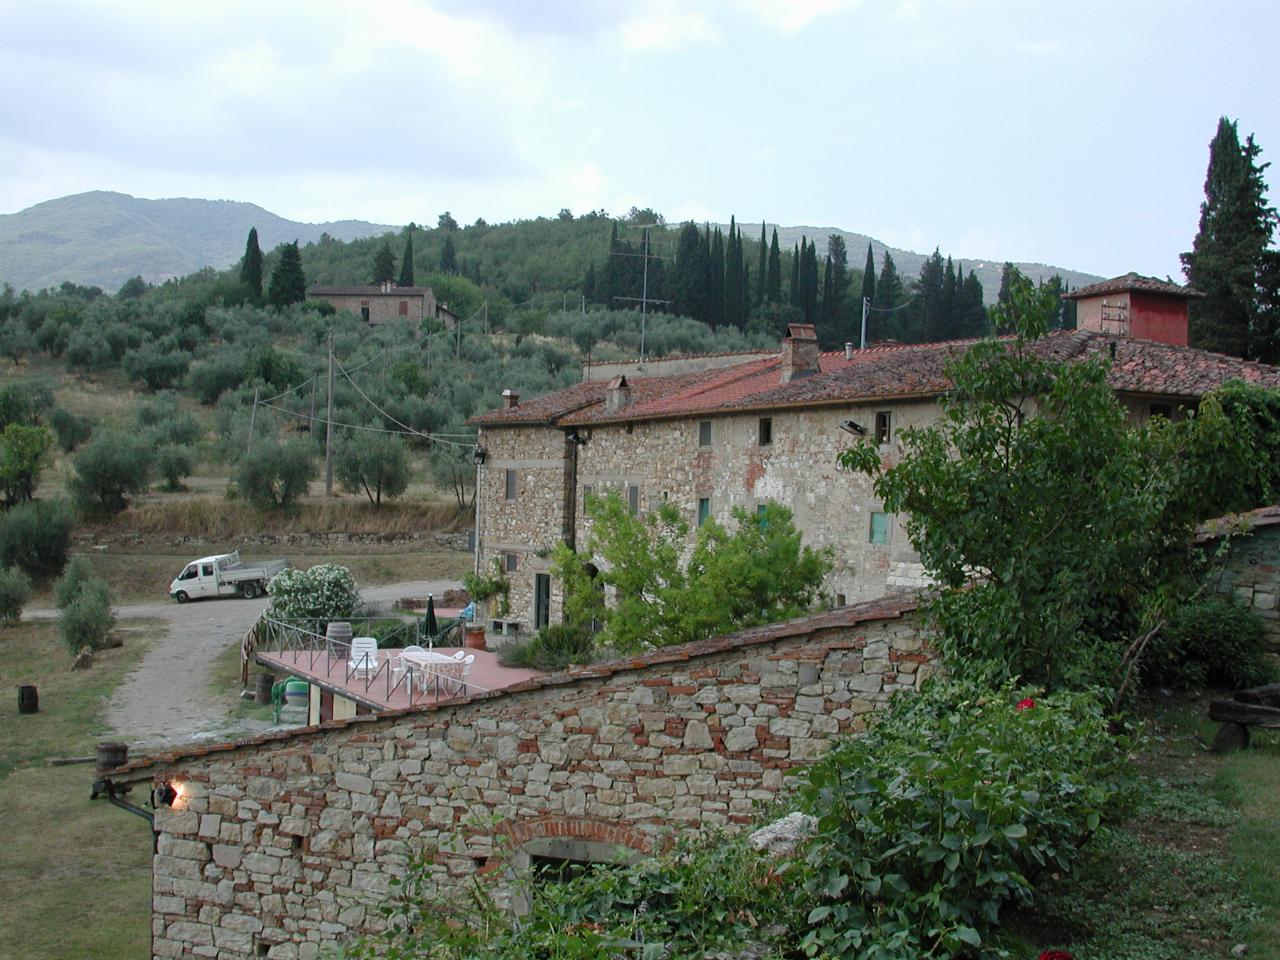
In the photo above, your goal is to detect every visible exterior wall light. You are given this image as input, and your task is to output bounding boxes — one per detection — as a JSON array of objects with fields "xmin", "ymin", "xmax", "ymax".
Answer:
[
  {"xmin": 153, "ymin": 782, "xmax": 179, "ymax": 808},
  {"xmin": 839, "ymin": 420, "xmax": 866, "ymax": 436},
  {"xmin": 472, "ymin": 445, "xmax": 487, "ymax": 465}
]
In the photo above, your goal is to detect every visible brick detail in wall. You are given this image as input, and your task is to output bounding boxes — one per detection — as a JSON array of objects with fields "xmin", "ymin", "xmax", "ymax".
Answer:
[{"xmin": 145, "ymin": 610, "xmax": 935, "ymax": 958}]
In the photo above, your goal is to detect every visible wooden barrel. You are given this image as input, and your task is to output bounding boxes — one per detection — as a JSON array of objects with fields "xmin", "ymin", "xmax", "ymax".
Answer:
[
  {"xmin": 96, "ymin": 741, "xmax": 128, "ymax": 772},
  {"xmin": 17, "ymin": 684, "xmax": 38, "ymax": 714},
  {"xmin": 255, "ymin": 672, "xmax": 275, "ymax": 703},
  {"xmin": 325, "ymin": 621, "xmax": 353, "ymax": 648}
]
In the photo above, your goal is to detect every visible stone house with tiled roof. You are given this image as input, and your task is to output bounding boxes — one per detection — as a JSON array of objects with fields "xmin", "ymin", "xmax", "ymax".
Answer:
[
  {"xmin": 306, "ymin": 281, "xmax": 458, "ymax": 327},
  {"xmin": 468, "ymin": 285, "xmax": 1280, "ymax": 633}
]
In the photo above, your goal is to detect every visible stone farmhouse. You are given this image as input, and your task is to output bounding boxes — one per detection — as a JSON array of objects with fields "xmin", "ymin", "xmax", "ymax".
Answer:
[
  {"xmin": 305, "ymin": 281, "xmax": 459, "ymax": 327},
  {"xmin": 467, "ymin": 275, "xmax": 1280, "ymax": 634}
]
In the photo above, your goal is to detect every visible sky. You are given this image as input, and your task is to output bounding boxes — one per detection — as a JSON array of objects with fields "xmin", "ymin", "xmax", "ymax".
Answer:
[{"xmin": 1, "ymin": 0, "xmax": 1277, "ymax": 281}]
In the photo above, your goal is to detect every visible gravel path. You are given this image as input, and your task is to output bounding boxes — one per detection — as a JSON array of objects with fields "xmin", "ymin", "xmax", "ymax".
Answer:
[{"xmin": 25, "ymin": 579, "xmax": 462, "ymax": 749}]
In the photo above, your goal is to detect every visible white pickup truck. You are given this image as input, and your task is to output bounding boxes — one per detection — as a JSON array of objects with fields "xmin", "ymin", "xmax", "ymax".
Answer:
[{"xmin": 168, "ymin": 551, "xmax": 287, "ymax": 603}]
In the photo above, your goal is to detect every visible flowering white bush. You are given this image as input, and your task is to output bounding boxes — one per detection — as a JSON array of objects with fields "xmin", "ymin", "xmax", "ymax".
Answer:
[{"xmin": 266, "ymin": 563, "xmax": 359, "ymax": 621}]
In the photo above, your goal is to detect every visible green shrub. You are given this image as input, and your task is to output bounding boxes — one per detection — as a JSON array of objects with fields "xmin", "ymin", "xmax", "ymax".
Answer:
[
  {"xmin": 55, "ymin": 555, "xmax": 97, "ymax": 610},
  {"xmin": 187, "ymin": 354, "xmax": 247, "ymax": 405},
  {"xmin": 233, "ymin": 439, "xmax": 315, "ymax": 510},
  {"xmin": 793, "ymin": 679, "xmax": 1129, "ymax": 960},
  {"xmin": 69, "ymin": 432, "xmax": 153, "ymax": 513},
  {"xmin": 59, "ymin": 578, "xmax": 115, "ymax": 652},
  {"xmin": 0, "ymin": 566, "xmax": 32, "ymax": 624},
  {"xmin": 122, "ymin": 342, "xmax": 191, "ymax": 391},
  {"xmin": 266, "ymin": 564, "xmax": 359, "ymax": 622},
  {"xmin": 136, "ymin": 394, "xmax": 203, "ymax": 447},
  {"xmin": 49, "ymin": 407, "xmax": 92, "ymax": 452},
  {"xmin": 64, "ymin": 329, "xmax": 114, "ymax": 373},
  {"xmin": 500, "ymin": 623, "xmax": 594, "ymax": 671},
  {"xmin": 153, "ymin": 444, "xmax": 195, "ymax": 492},
  {"xmin": 0, "ymin": 498, "xmax": 73, "ymax": 580},
  {"xmin": 1143, "ymin": 594, "xmax": 1276, "ymax": 690}
]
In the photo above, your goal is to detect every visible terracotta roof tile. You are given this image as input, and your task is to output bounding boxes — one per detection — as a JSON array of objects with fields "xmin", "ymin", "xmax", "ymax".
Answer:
[
  {"xmin": 307, "ymin": 285, "xmax": 435, "ymax": 296},
  {"xmin": 1062, "ymin": 272, "xmax": 1204, "ymax": 300}
]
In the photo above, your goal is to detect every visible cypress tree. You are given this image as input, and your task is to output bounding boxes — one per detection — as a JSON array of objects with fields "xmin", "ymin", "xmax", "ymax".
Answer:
[
  {"xmin": 398, "ymin": 228, "xmax": 415, "ymax": 287},
  {"xmin": 790, "ymin": 243, "xmax": 801, "ymax": 307},
  {"xmin": 671, "ymin": 222, "xmax": 708, "ymax": 322},
  {"xmin": 710, "ymin": 227, "xmax": 725, "ymax": 329},
  {"xmin": 1182, "ymin": 116, "xmax": 1280, "ymax": 361},
  {"xmin": 701, "ymin": 226, "xmax": 713, "ymax": 326},
  {"xmin": 755, "ymin": 222, "xmax": 767, "ymax": 307},
  {"xmin": 724, "ymin": 217, "xmax": 742, "ymax": 331},
  {"xmin": 872, "ymin": 251, "xmax": 905, "ymax": 342},
  {"xmin": 957, "ymin": 270, "xmax": 989, "ymax": 337},
  {"xmin": 801, "ymin": 238, "xmax": 819, "ymax": 324},
  {"xmin": 859, "ymin": 243, "xmax": 876, "ymax": 321},
  {"xmin": 827, "ymin": 234, "xmax": 849, "ymax": 337},
  {"xmin": 267, "ymin": 241, "xmax": 306, "ymax": 308},
  {"xmin": 941, "ymin": 256, "xmax": 957, "ymax": 339},
  {"xmin": 766, "ymin": 229, "xmax": 782, "ymax": 303},
  {"xmin": 372, "ymin": 241, "xmax": 396, "ymax": 283},
  {"xmin": 439, "ymin": 235, "xmax": 458, "ymax": 275},
  {"xmin": 240, "ymin": 227, "xmax": 263, "ymax": 301},
  {"xmin": 817, "ymin": 256, "xmax": 836, "ymax": 346}
]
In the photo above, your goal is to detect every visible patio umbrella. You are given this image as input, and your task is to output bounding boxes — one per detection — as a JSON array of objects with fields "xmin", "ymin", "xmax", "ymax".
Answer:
[{"xmin": 425, "ymin": 594, "xmax": 439, "ymax": 638}]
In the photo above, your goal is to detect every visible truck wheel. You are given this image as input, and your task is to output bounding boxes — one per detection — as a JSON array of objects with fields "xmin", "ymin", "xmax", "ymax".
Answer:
[
  {"xmin": 175, "ymin": 591, "xmax": 189, "ymax": 604},
  {"xmin": 241, "ymin": 582, "xmax": 259, "ymax": 600}
]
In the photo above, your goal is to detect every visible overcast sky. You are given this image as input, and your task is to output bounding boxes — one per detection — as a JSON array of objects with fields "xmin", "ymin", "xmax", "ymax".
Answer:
[{"xmin": 2, "ymin": 0, "xmax": 1276, "ymax": 280}]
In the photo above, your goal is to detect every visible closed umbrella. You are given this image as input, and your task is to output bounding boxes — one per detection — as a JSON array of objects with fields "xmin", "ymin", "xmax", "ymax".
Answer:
[{"xmin": 425, "ymin": 594, "xmax": 439, "ymax": 639}]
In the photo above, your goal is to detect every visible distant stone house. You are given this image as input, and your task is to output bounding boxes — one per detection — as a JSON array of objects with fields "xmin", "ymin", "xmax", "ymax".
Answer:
[
  {"xmin": 305, "ymin": 281, "xmax": 459, "ymax": 327},
  {"xmin": 468, "ymin": 277, "xmax": 1280, "ymax": 634},
  {"xmin": 103, "ymin": 595, "xmax": 933, "ymax": 958}
]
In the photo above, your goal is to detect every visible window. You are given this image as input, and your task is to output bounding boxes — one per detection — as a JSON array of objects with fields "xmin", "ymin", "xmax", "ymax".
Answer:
[
  {"xmin": 758, "ymin": 417, "xmax": 773, "ymax": 447},
  {"xmin": 582, "ymin": 484, "xmax": 593, "ymax": 508},
  {"xmin": 504, "ymin": 553, "xmax": 517, "ymax": 573},
  {"xmin": 875, "ymin": 411, "xmax": 892, "ymax": 444},
  {"xmin": 698, "ymin": 420, "xmax": 712, "ymax": 446},
  {"xmin": 869, "ymin": 511, "xmax": 891, "ymax": 545},
  {"xmin": 698, "ymin": 497, "xmax": 711, "ymax": 526},
  {"xmin": 360, "ymin": 307, "xmax": 370, "ymax": 323},
  {"xmin": 505, "ymin": 469, "xmax": 517, "ymax": 500},
  {"xmin": 1149, "ymin": 403, "xmax": 1172, "ymax": 420},
  {"xmin": 628, "ymin": 484, "xmax": 640, "ymax": 516},
  {"xmin": 398, "ymin": 300, "xmax": 409, "ymax": 316},
  {"xmin": 201, "ymin": 564, "xmax": 214, "ymax": 577},
  {"xmin": 836, "ymin": 593, "xmax": 846, "ymax": 607},
  {"xmin": 757, "ymin": 503, "xmax": 769, "ymax": 529},
  {"xmin": 179, "ymin": 565, "xmax": 198, "ymax": 581}
]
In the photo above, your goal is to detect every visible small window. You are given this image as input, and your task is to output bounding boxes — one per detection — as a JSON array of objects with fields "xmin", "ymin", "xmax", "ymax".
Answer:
[
  {"xmin": 398, "ymin": 300, "xmax": 409, "ymax": 316},
  {"xmin": 697, "ymin": 497, "xmax": 711, "ymax": 526},
  {"xmin": 758, "ymin": 417, "xmax": 773, "ymax": 447},
  {"xmin": 179, "ymin": 565, "xmax": 198, "ymax": 581},
  {"xmin": 836, "ymin": 593, "xmax": 846, "ymax": 607},
  {"xmin": 505, "ymin": 552, "xmax": 517, "ymax": 573},
  {"xmin": 757, "ymin": 503, "xmax": 770, "ymax": 529},
  {"xmin": 582, "ymin": 484, "xmax": 593, "ymax": 508},
  {"xmin": 875, "ymin": 411, "xmax": 892, "ymax": 444},
  {"xmin": 869, "ymin": 511, "xmax": 891, "ymax": 545},
  {"xmin": 201, "ymin": 564, "xmax": 214, "ymax": 577},
  {"xmin": 1149, "ymin": 403, "xmax": 1172, "ymax": 420},
  {"xmin": 628, "ymin": 485, "xmax": 640, "ymax": 516},
  {"xmin": 698, "ymin": 420, "xmax": 712, "ymax": 446},
  {"xmin": 505, "ymin": 469, "xmax": 517, "ymax": 500},
  {"xmin": 360, "ymin": 307, "xmax": 370, "ymax": 323}
]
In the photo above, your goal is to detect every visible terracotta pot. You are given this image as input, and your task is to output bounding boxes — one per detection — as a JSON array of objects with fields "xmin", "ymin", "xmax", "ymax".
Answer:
[{"xmin": 464, "ymin": 624, "xmax": 487, "ymax": 651}]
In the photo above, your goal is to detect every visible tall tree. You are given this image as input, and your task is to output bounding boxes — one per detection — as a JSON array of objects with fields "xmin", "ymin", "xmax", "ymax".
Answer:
[
  {"xmin": 955, "ymin": 269, "xmax": 988, "ymax": 337},
  {"xmin": 398, "ymin": 227, "xmax": 415, "ymax": 287},
  {"xmin": 267, "ymin": 242, "xmax": 306, "ymax": 308},
  {"xmin": 709, "ymin": 227, "xmax": 725, "ymax": 329},
  {"xmin": 858, "ymin": 244, "xmax": 876, "ymax": 341},
  {"xmin": 239, "ymin": 227, "xmax": 263, "ymax": 301},
  {"xmin": 871, "ymin": 251, "xmax": 905, "ymax": 342},
  {"xmin": 790, "ymin": 242, "xmax": 801, "ymax": 308},
  {"xmin": 372, "ymin": 241, "xmax": 396, "ymax": 283},
  {"xmin": 766, "ymin": 229, "xmax": 782, "ymax": 303},
  {"xmin": 941, "ymin": 256, "xmax": 958, "ymax": 339},
  {"xmin": 724, "ymin": 217, "xmax": 743, "ymax": 331},
  {"xmin": 439, "ymin": 235, "xmax": 458, "ymax": 275},
  {"xmin": 1182, "ymin": 116, "xmax": 1280, "ymax": 361},
  {"xmin": 996, "ymin": 262, "xmax": 1021, "ymax": 316},
  {"xmin": 755, "ymin": 222, "xmax": 768, "ymax": 307},
  {"xmin": 670, "ymin": 222, "xmax": 708, "ymax": 323}
]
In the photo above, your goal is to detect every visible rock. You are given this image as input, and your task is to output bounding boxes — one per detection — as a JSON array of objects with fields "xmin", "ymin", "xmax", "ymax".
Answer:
[
  {"xmin": 72, "ymin": 647, "xmax": 94, "ymax": 670},
  {"xmin": 1232, "ymin": 944, "xmax": 1248, "ymax": 957},
  {"xmin": 748, "ymin": 811, "xmax": 817, "ymax": 856}
]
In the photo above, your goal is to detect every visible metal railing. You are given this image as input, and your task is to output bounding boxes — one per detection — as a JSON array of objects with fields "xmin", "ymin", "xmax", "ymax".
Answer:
[{"xmin": 252, "ymin": 616, "xmax": 486, "ymax": 708}]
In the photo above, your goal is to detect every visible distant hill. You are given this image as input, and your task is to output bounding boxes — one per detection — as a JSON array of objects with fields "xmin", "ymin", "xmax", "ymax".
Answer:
[
  {"xmin": 756, "ymin": 226, "xmax": 1102, "ymax": 306},
  {"xmin": 0, "ymin": 191, "xmax": 395, "ymax": 293}
]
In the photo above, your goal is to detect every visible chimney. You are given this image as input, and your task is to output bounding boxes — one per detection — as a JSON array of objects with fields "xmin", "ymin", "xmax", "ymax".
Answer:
[
  {"xmin": 780, "ymin": 324, "xmax": 820, "ymax": 383},
  {"xmin": 605, "ymin": 375, "xmax": 630, "ymax": 414},
  {"xmin": 844, "ymin": 342, "xmax": 854, "ymax": 359},
  {"xmin": 501, "ymin": 389, "xmax": 520, "ymax": 409}
]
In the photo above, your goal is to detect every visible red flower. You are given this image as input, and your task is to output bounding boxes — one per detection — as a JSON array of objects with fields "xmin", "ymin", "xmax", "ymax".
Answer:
[
  {"xmin": 1039, "ymin": 952, "xmax": 1073, "ymax": 960},
  {"xmin": 1016, "ymin": 698, "xmax": 1036, "ymax": 711}
]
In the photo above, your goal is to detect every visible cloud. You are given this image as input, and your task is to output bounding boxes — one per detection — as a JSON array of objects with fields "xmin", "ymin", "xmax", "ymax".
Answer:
[
  {"xmin": 734, "ymin": 0, "xmax": 862, "ymax": 32},
  {"xmin": 619, "ymin": 5, "xmax": 720, "ymax": 51}
]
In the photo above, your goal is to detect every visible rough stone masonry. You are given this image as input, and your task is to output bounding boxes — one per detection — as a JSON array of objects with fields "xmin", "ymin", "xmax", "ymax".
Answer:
[{"xmin": 115, "ymin": 596, "xmax": 934, "ymax": 958}]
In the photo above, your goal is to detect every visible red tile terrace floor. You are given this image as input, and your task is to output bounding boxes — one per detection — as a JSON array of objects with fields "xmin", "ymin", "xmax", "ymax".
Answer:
[{"xmin": 255, "ymin": 646, "xmax": 544, "ymax": 713}]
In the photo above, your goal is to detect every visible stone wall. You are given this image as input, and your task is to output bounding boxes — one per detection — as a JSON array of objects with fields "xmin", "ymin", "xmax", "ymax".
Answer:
[
  {"xmin": 1212, "ymin": 522, "xmax": 1280, "ymax": 648},
  {"xmin": 133, "ymin": 599, "xmax": 932, "ymax": 958}
]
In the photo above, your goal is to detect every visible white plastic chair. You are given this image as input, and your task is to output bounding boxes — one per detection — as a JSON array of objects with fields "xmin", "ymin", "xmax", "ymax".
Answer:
[
  {"xmin": 392, "ymin": 645, "xmax": 427, "ymax": 689},
  {"xmin": 348, "ymin": 636, "xmax": 379, "ymax": 678},
  {"xmin": 455, "ymin": 654, "xmax": 475, "ymax": 695}
]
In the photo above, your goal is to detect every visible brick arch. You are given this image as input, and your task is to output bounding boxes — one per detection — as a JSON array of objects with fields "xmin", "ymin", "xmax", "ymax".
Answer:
[{"xmin": 481, "ymin": 815, "xmax": 655, "ymax": 874}]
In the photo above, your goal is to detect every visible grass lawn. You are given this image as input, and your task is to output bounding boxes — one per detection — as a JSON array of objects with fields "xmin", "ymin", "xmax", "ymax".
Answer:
[
  {"xmin": 33, "ymin": 543, "xmax": 473, "ymax": 606},
  {"xmin": 0, "ymin": 618, "xmax": 164, "ymax": 960},
  {"xmin": 1004, "ymin": 696, "xmax": 1280, "ymax": 959}
]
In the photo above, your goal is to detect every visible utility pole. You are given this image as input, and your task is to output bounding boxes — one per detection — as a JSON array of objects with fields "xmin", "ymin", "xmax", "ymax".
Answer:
[
  {"xmin": 860, "ymin": 296, "xmax": 870, "ymax": 350},
  {"xmin": 324, "ymin": 331, "xmax": 335, "ymax": 496},
  {"xmin": 483, "ymin": 299, "xmax": 488, "ymax": 334},
  {"xmin": 610, "ymin": 222, "xmax": 672, "ymax": 369},
  {"xmin": 246, "ymin": 387, "xmax": 259, "ymax": 456}
]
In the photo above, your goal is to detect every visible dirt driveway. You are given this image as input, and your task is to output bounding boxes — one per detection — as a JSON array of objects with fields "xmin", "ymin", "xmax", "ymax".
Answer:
[{"xmin": 25, "ymin": 579, "xmax": 462, "ymax": 748}]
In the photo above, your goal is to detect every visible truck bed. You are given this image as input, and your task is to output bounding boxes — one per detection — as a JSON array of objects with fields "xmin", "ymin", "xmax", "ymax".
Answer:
[{"xmin": 219, "ymin": 558, "xmax": 287, "ymax": 582}]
